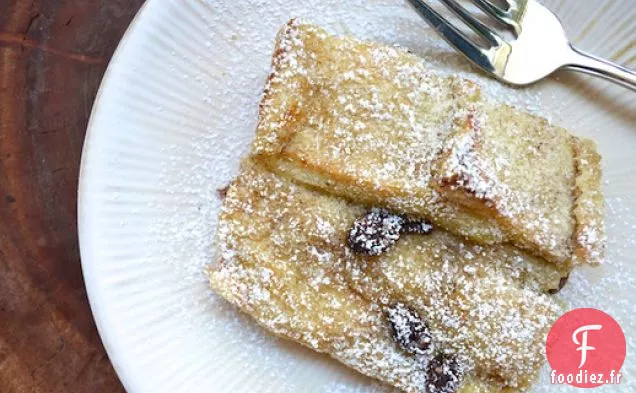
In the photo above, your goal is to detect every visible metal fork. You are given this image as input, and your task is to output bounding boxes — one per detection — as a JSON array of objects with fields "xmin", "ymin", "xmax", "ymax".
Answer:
[{"xmin": 407, "ymin": 0, "xmax": 636, "ymax": 91}]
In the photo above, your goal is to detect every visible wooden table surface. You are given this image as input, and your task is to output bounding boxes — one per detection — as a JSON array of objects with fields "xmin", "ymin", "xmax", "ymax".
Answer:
[{"xmin": 1, "ymin": 1, "xmax": 145, "ymax": 392}]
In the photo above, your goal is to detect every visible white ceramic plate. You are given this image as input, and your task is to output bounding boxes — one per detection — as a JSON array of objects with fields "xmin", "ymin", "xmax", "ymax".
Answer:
[{"xmin": 78, "ymin": 1, "xmax": 636, "ymax": 392}]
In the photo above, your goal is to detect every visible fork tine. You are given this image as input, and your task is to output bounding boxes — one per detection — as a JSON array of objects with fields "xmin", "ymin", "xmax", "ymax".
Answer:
[
  {"xmin": 470, "ymin": 0, "xmax": 508, "ymax": 20},
  {"xmin": 507, "ymin": 0, "xmax": 529, "ymax": 17},
  {"xmin": 407, "ymin": 0, "xmax": 495, "ymax": 72},
  {"xmin": 438, "ymin": 0, "xmax": 501, "ymax": 46},
  {"xmin": 469, "ymin": 0, "xmax": 526, "ymax": 33}
]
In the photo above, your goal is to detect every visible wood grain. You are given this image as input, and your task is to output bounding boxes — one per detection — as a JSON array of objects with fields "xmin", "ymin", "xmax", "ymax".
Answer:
[{"xmin": 0, "ymin": 1, "xmax": 144, "ymax": 392}]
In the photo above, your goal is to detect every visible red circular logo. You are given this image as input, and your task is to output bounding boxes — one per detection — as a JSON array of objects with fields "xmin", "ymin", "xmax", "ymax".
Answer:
[{"xmin": 546, "ymin": 308, "xmax": 626, "ymax": 388}]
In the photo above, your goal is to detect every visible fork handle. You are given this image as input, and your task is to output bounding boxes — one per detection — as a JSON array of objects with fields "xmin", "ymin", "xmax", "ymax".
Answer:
[{"xmin": 564, "ymin": 46, "xmax": 636, "ymax": 91}]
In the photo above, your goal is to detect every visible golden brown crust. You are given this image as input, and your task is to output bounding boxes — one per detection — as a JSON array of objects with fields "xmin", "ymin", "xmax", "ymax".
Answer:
[{"xmin": 252, "ymin": 21, "xmax": 605, "ymax": 266}]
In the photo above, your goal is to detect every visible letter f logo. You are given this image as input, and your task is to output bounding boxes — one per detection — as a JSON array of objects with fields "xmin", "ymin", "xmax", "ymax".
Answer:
[{"xmin": 572, "ymin": 325, "xmax": 602, "ymax": 368}]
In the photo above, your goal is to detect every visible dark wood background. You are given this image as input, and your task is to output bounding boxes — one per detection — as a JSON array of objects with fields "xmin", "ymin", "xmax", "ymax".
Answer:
[{"xmin": 0, "ymin": 1, "xmax": 145, "ymax": 391}]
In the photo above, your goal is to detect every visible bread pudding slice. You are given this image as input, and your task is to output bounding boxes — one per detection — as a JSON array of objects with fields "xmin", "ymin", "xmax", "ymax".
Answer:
[
  {"xmin": 208, "ymin": 161, "xmax": 565, "ymax": 393},
  {"xmin": 431, "ymin": 106, "xmax": 605, "ymax": 265},
  {"xmin": 252, "ymin": 20, "xmax": 605, "ymax": 266}
]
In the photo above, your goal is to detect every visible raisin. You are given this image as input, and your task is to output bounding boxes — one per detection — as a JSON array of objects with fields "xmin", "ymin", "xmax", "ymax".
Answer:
[
  {"xmin": 426, "ymin": 354, "xmax": 462, "ymax": 393},
  {"xmin": 386, "ymin": 303, "xmax": 433, "ymax": 356},
  {"xmin": 401, "ymin": 218, "xmax": 433, "ymax": 234},
  {"xmin": 348, "ymin": 209, "xmax": 403, "ymax": 256},
  {"xmin": 548, "ymin": 274, "xmax": 570, "ymax": 295},
  {"xmin": 348, "ymin": 210, "xmax": 433, "ymax": 256}
]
